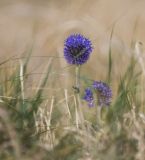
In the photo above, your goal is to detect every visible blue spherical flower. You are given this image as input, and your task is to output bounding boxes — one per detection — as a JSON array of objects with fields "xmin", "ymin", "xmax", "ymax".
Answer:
[
  {"xmin": 93, "ymin": 81, "xmax": 112, "ymax": 106},
  {"xmin": 83, "ymin": 88, "xmax": 94, "ymax": 107},
  {"xmin": 64, "ymin": 34, "xmax": 93, "ymax": 65}
]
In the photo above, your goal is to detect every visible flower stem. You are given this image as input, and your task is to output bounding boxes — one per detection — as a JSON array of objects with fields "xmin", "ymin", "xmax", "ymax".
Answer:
[
  {"xmin": 74, "ymin": 65, "xmax": 91, "ymax": 151},
  {"xmin": 97, "ymin": 106, "xmax": 102, "ymax": 125},
  {"xmin": 74, "ymin": 65, "xmax": 85, "ymax": 129},
  {"xmin": 75, "ymin": 65, "xmax": 80, "ymax": 93}
]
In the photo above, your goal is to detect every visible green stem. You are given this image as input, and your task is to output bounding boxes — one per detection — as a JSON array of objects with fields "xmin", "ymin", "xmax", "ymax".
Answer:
[
  {"xmin": 97, "ymin": 106, "xmax": 102, "ymax": 124},
  {"xmin": 75, "ymin": 65, "xmax": 80, "ymax": 92},
  {"xmin": 74, "ymin": 65, "xmax": 90, "ymax": 150},
  {"xmin": 74, "ymin": 65, "xmax": 85, "ymax": 128}
]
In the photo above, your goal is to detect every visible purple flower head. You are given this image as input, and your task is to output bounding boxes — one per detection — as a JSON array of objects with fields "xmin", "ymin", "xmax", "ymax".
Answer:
[
  {"xmin": 64, "ymin": 34, "xmax": 93, "ymax": 65},
  {"xmin": 83, "ymin": 88, "xmax": 94, "ymax": 107},
  {"xmin": 93, "ymin": 81, "xmax": 112, "ymax": 106}
]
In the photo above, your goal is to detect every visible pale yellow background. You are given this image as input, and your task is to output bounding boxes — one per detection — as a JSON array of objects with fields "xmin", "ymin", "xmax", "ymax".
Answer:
[{"xmin": 0, "ymin": 0, "xmax": 145, "ymax": 83}]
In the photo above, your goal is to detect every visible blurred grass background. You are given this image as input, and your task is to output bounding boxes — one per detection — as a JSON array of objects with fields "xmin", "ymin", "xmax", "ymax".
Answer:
[
  {"xmin": 1, "ymin": 0, "xmax": 145, "ymax": 84},
  {"xmin": 1, "ymin": 0, "xmax": 145, "ymax": 160}
]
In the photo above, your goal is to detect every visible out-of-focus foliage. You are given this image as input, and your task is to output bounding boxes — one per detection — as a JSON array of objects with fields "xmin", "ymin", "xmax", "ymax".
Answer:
[{"xmin": 0, "ymin": 40, "xmax": 145, "ymax": 160}]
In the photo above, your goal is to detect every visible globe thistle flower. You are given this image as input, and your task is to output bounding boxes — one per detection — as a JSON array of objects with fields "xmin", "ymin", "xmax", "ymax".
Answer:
[
  {"xmin": 93, "ymin": 81, "xmax": 112, "ymax": 106},
  {"xmin": 83, "ymin": 88, "xmax": 94, "ymax": 107},
  {"xmin": 64, "ymin": 34, "xmax": 93, "ymax": 65}
]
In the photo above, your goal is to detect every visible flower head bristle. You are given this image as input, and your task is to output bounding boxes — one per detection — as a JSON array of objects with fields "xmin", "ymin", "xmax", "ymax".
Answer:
[
  {"xmin": 83, "ymin": 88, "xmax": 94, "ymax": 107},
  {"xmin": 93, "ymin": 81, "xmax": 112, "ymax": 106},
  {"xmin": 64, "ymin": 34, "xmax": 93, "ymax": 65}
]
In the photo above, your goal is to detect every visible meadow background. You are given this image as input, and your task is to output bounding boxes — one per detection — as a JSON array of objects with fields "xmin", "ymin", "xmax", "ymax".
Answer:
[{"xmin": 1, "ymin": 0, "xmax": 145, "ymax": 160}]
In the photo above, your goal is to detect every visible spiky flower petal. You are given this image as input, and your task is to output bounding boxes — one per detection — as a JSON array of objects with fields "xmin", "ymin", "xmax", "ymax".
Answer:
[
  {"xmin": 83, "ymin": 88, "xmax": 94, "ymax": 107},
  {"xmin": 64, "ymin": 34, "xmax": 93, "ymax": 65},
  {"xmin": 93, "ymin": 81, "xmax": 112, "ymax": 106}
]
